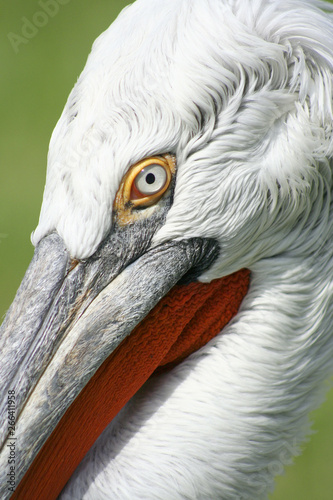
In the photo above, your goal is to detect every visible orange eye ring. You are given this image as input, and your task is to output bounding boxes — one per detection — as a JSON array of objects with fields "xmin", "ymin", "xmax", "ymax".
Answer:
[{"xmin": 115, "ymin": 154, "xmax": 176, "ymax": 211}]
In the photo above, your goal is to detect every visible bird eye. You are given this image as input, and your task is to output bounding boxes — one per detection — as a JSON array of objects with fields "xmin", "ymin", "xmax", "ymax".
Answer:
[
  {"xmin": 125, "ymin": 155, "xmax": 175, "ymax": 208},
  {"xmin": 132, "ymin": 164, "xmax": 168, "ymax": 198},
  {"xmin": 113, "ymin": 155, "xmax": 175, "ymax": 221}
]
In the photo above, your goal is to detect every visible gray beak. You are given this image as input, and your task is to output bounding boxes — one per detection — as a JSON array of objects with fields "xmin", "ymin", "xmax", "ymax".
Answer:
[{"xmin": 0, "ymin": 209, "xmax": 218, "ymax": 498}]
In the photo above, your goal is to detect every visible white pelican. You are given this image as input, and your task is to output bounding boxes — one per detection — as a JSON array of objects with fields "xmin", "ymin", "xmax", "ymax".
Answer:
[{"xmin": 1, "ymin": 0, "xmax": 333, "ymax": 498}]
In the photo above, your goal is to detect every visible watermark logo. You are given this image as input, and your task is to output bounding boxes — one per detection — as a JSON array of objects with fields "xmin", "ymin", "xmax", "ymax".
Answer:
[
  {"xmin": 266, "ymin": 438, "xmax": 299, "ymax": 476},
  {"xmin": 7, "ymin": 0, "xmax": 71, "ymax": 54},
  {"xmin": 251, "ymin": 437, "xmax": 300, "ymax": 498},
  {"xmin": 7, "ymin": 390, "xmax": 17, "ymax": 493}
]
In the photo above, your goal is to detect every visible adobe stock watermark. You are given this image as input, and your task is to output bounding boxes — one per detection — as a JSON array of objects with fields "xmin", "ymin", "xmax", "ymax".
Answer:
[
  {"xmin": 253, "ymin": 437, "xmax": 300, "ymax": 498},
  {"xmin": 6, "ymin": 390, "xmax": 17, "ymax": 493},
  {"xmin": 7, "ymin": 0, "xmax": 71, "ymax": 54},
  {"xmin": 52, "ymin": 118, "xmax": 110, "ymax": 173}
]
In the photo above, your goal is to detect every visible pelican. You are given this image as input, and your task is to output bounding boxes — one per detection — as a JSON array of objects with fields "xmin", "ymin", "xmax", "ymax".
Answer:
[{"xmin": 1, "ymin": 0, "xmax": 333, "ymax": 498}]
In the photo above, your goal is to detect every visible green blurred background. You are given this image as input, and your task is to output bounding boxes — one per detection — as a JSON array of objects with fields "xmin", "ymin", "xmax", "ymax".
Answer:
[{"xmin": 0, "ymin": 1, "xmax": 332, "ymax": 498}]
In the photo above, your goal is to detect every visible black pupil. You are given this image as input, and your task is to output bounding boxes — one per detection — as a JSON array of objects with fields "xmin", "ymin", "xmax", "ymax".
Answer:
[{"xmin": 146, "ymin": 173, "xmax": 156, "ymax": 185}]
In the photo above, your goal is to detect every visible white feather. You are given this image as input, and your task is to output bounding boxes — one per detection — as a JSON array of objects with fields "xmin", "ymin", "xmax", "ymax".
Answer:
[{"xmin": 30, "ymin": 0, "xmax": 333, "ymax": 497}]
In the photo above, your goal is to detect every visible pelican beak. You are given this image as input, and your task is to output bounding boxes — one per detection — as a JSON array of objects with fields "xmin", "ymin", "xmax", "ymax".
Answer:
[{"xmin": 0, "ymin": 210, "xmax": 219, "ymax": 499}]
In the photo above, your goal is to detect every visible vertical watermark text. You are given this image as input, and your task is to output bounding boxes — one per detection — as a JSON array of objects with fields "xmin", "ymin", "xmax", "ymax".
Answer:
[{"xmin": 7, "ymin": 390, "xmax": 16, "ymax": 493}]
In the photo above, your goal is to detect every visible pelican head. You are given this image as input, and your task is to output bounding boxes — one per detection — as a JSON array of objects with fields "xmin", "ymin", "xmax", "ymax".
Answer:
[{"xmin": 1, "ymin": 0, "xmax": 333, "ymax": 498}]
